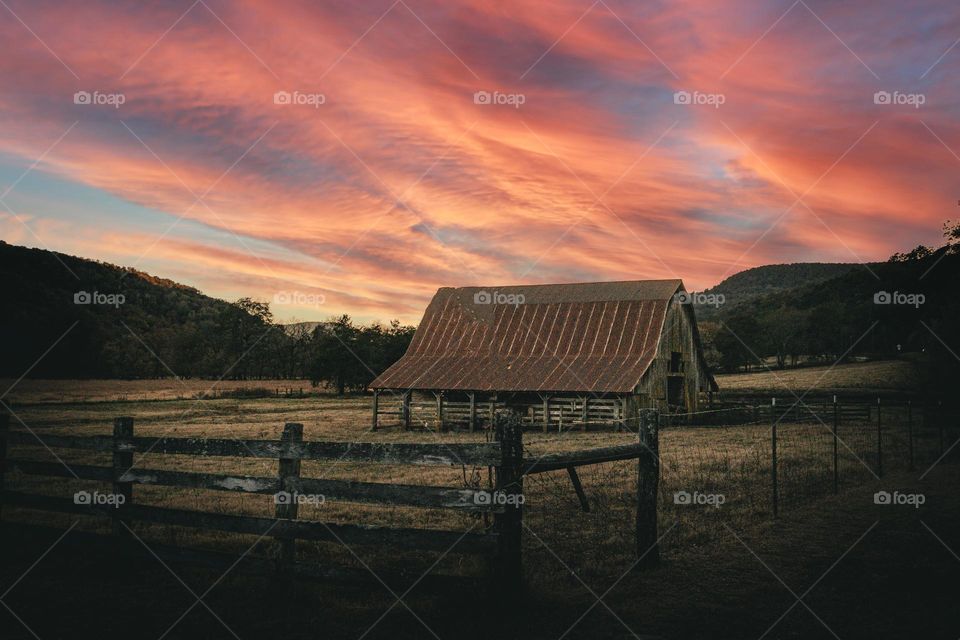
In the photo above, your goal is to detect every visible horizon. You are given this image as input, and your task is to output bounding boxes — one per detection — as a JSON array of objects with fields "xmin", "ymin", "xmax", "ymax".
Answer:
[{"xmin": 1, "ymin": 1, "xmax": 957, "ymax": 324}]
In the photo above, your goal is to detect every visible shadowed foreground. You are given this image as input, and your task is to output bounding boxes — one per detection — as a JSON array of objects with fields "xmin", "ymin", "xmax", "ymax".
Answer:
[{"xmin": 2, "ymin": 464, "xmax": 957, "ymax": 640}]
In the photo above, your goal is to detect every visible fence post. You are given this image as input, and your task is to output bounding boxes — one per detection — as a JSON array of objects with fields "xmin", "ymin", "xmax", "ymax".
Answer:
[
  {"xmin": 876, "ymin": 397, "xmax": 883, "ymax": 478},
  {"xmin": 771, "ymin": 398, "xmax": 778, "ymax": 518},
  {"xmin": 275, "ymin": 422, "xmax": 304, "ymax": 572},
  {"xmin": 371, "ymin": 389, "xmax": 379, "ymax": 432},
  {"xmin": 112, "ymin": 417, "xmax": 134, "ymax": 538},
  {"xmin": 0, "ymin": 412, "xmax": 8, "ymax": 521},
  {"xmin": 493, "ymin": 412, "xmax": 523, "ymax": 599},
  {"xmin": 832, "ymin": 395, "xmax": 839, "ymax": 494},
  {"xmin": 402, "ymin": 390, "xmax": 411, "ymax": 431},
  {"xmin": 636, "ymin": 408, "xmax": 661, "ymax": 568},
  {"xmin": 907, "ymin": 400, "xmax": 914, "ymax": 471},
  {"xmin": 581, "ymin": 396, "xmax": 588, "ymax": 432}
]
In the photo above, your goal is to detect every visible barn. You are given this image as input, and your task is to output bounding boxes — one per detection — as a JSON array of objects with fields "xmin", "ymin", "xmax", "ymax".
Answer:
[{"xmin": 369, "ymin": 279, "xmax": 718, "ymax": 431}]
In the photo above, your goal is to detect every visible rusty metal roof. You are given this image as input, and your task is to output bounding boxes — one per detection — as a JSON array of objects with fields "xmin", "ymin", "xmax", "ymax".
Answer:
[{"xmin": 371, "ymin": 279, "xmax": 691, "ymax": 393}]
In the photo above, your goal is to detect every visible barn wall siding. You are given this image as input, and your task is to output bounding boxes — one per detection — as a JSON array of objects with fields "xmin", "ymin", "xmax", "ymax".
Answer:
[{"xmin": 635, "ymin": 300, "xmax": 703, "ymax": 414}]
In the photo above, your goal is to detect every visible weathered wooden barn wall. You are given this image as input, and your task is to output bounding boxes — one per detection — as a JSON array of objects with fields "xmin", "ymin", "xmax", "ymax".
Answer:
[{"xmin": 635, "ymin": 300, "xmax": 708, "ymax": 413}]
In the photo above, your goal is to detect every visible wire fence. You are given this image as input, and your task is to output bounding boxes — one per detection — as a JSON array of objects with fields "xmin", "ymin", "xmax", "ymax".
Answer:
[{"xmin": 516, "ymin": 399, "xmax": 960, "ymax": 575}]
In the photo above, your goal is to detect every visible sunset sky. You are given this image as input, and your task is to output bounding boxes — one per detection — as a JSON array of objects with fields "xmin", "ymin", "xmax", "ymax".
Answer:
[{"xmin": 1, "ymin": 0, "xmax": 958, "ymax": 324}]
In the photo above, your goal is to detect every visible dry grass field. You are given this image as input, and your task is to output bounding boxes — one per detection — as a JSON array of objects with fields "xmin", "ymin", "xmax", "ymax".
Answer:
[
  {"xmin": 715, "ymin": 358, "xmax": 922, "ymax": 395},
  {"xmin": 2, "ymin": 378, "xmax": 957, "ymax": 639}
]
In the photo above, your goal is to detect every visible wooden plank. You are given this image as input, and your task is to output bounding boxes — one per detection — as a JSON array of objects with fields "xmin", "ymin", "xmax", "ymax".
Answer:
[
  {"xmin": 7, "ymin": 431, "xmax": 501, "ymax": 465},
  {"xmin": 114, "ymin": 468, "xmax": 500, "ymax": 511},
  {"xmin": 1, "ymin": 492, "xmax": 498, "ymax": 553},
  {"xmin": 7, "ymin": 459, "xmax": 113, "ymax": 482},
  {"xmin": 126, "ymin": 437, "xmax": 502, "ymax": 466},
  {"xmin": 521, "ymin": 443, "xmax": 645, "ymax": 474},
  {"xmin": 290, "ymin": 478, "xmax": 502, "ymax": 512}
]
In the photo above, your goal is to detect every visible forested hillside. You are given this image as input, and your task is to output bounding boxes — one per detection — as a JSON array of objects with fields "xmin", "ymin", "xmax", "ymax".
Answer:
[
  {"xmin": 694, "ymin": 262, "xmax": 863, "ymax": 320},
  {"xmin": 0, "ymin": 241, "xmax": 413, "ymax": 387},
  {"xmin": 699, "ymin": 223, "xmax": 960, "ymax": 399}
]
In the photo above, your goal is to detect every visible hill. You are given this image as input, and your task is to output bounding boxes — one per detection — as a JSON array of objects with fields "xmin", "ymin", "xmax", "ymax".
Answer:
[
  {"xmin": 694, "ymin": 262, "xmax": 864, "ymax": 320},
  {"xmin": 0, "ymin": 241, "xmax": 288, "ymax": 379}
]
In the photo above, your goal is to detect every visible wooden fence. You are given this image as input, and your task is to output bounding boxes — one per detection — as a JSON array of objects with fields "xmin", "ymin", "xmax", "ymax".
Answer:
[{"xmin": 0, "ymin": 411, "xmax": 661, "ymax": 593}]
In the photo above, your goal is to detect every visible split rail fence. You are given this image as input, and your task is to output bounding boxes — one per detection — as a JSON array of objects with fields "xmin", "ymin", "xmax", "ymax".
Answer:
[{"xmin": 0, "ymin": 411, "xmax": 662, "ymax": 594}]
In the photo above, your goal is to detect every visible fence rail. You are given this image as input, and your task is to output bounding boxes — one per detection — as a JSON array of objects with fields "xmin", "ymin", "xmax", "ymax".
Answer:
[
  {"xmin": 0, "ymin": 411, "xmax": 661, "ymax": 595},
  {"xmin": 0, "ymin": 415, "xmax": 513, "ymax": 590}
]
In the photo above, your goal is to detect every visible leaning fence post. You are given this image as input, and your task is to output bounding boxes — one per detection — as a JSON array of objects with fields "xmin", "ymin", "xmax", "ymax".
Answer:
[
  {"xmin": 832, "ymin": 395, "xmax": 839, "ymax": 494},
  {"xmin": 0, "ymin": 412, "xmax": 8, "ymax": 521},
  {"xmin": 112, "ymin": 417, "xmax": 134, "ymax": 538},
  {"xmin": 636, "ymin": 408, "xmax": 660, "ymax": 568},
  {"xmin": 876, "ymin": 397, "xmax": 883, "ymax": 478},
  {"xmin": 275, "ymin": 422, "xmax": 304, "ymax": 573},
  {"xmin": 771, "ymin": 398, "xmax": 778, "ymax": 518},
  {"xmin": 907, "ymin": 400, "xmax": 914, "ymax": 471},
  {"xmin": 493, "ymin": 412, "xmax": 523, "ymax": 598}
]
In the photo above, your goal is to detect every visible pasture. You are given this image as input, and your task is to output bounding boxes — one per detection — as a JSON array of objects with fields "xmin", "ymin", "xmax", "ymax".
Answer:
[{"xmin": 1, "ymin": 378, "xmax": 957, "ymax": 639}]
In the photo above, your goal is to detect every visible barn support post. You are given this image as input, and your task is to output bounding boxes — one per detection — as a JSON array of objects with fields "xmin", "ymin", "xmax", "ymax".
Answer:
[
  {"xmin": 436, "ymin": 392, "xmax": 445, "ymax": 432},
  {"xmin": 636, "ymin": 407, "xmax": 660, "ymax": 568},
  {"xmin": 580, "ymin": 396, "xmax": 588, "ymax": 432},
  {"xmin": 621, "ymin": 397, "xmax": 629, "ymax": 432},
  {"xmin": 907, "ymin": 400, "xmax": 914, "ymax": 471},
  {"xmin": 0, "ymin": 412, "xmax": 8, "ymax": 521},
  {"xmin": 402, "ymin": 390, "xmax": 411, "ymax": 431},
  {"xmin": 832, "ymin": 395, "xmax": 839, "ymax": 494},
  {"xmin": 541, "ymin": 395, "xmax": 550, "ymax": 433},
  {"xmin": 771, "ymin": 398, "xmax": 779, "ymax": 518},
  {"xmin": 493, "ymin": 412, "xmax": 523, "ymax": 599},
  {"xmin": 469, "ymin": 392, "xmax": 477, "ymax": 433},
  {"xmin": 112, "ymin": 417, "xmax": 134, "ymax": 539},
  {"xmin": 876, "ymin": 397, "xmax": 883, "ymax": 478},
  {"xmin": 275, "ymin": 422, "xmax": 303, "ymax": 573},
  {"xmin": 370, "ymin": 389, "xmax": 380, "ymax": 432}
]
